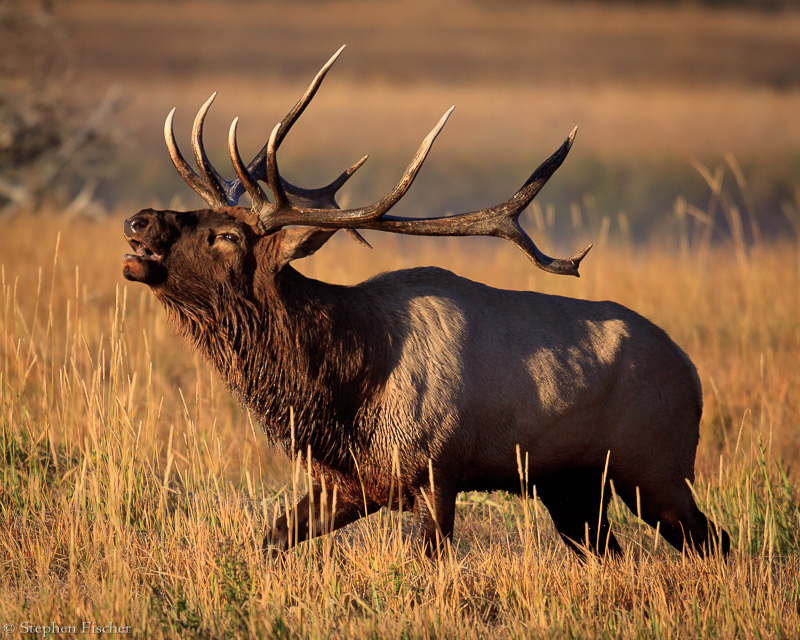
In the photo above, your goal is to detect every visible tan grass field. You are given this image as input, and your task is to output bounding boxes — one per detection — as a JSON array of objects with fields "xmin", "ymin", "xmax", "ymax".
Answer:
[
  {"xmin": 1, "ymin": 200, "xmax": 800, "ymax": 637},
  {"xmin": 2, "ymin": 1, "xmax": 800, "ymax": 638}
]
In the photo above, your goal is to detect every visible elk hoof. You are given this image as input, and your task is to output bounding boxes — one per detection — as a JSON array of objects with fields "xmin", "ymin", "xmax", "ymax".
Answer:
[
  {"xmin": 262, "ymin": 532, "xmax": 289, "ymax": 562},
  {"xmin": 262, "ymin": 544, "xmax": 285, "ymax": 562}
]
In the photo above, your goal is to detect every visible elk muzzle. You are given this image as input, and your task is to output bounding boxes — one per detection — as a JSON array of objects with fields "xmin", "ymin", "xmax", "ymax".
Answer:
[{"xmin": 123, "ymin": 209, "xmax": 170, "ymax": 285}]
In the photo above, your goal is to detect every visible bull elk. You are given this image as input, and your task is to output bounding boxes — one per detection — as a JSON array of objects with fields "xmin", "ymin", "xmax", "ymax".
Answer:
[{"xmin": 123, "ymin": 47, "xmax": 729, "ymax": 559}]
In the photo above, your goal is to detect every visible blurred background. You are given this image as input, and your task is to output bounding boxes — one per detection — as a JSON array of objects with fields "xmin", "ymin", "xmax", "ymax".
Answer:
[
  {"xmin": 3, "ymin": 7, "xmax": 800, "ymax": 632},
  {"xmin": 3, "ymin": 0, "xmax": 800, "ymax": 246}
]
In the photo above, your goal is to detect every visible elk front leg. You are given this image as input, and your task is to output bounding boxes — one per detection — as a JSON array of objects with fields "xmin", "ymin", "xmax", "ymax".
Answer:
[
  {"xmin": 412, "ymin": 483, "xmax": 457, "ymax": 557},
  {"xmin": 263, "ymin": 483, "xmax": 377, "ymax": 558}
]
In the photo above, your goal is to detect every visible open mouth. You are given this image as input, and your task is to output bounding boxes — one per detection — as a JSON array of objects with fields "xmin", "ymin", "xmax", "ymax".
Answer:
[
  {"xmin": 124, "ymin": 238, "xmax": 163, "ymax": 263},
  {"xmin": 123, "ymin": 236, "xmax": 167, "ymax": 284}
]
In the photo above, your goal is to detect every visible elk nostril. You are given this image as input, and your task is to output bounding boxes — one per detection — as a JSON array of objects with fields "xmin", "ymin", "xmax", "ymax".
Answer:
[{"xmin": 125, "ymin": 216, "xmax": 149, "ymax": 236}]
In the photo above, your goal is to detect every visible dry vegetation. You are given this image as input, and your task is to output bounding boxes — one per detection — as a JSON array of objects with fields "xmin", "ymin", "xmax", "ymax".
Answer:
[
  {"xmin": 1, "ymin": 191, "xmax": 800, "ymax": 638},
  {"xmin": 2, "ymin": 0, "xmax": 800, "ymax": 638}
]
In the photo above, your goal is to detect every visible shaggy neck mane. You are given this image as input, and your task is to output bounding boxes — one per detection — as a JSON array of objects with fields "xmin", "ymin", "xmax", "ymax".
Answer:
[{"xmin": 158, "ymin": 265, "xmax": 391, "ymax": 471}]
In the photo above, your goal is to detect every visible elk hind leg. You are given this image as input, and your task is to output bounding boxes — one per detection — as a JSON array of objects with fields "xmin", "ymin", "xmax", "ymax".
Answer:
[
  {"xmin": 535, "ymin": 468, "xmax": 622, "ymax": 559},
  {"xmin": 618, "ymin": 482, "xmax": 730, "ymax": 557}
]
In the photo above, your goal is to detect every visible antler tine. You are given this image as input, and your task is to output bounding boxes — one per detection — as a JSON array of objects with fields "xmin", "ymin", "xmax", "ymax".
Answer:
[
  {"xmin": 191, "ymin": 93, "xmax": 234, "ymax": 205},
  {"xmin": 507, "ymin": 127, "xmax": 578, "ymax": 218},
  {"xmin": 463, "ymin": 126, "xmax": 593, "ymax": 276},
  {"xmin": 280, "ymin": 155, "xmax": 370, "ymax": 209},
  {"xmin": 245, "ymin": 45, "xmax": 345, "ymax": 180},
  {"xmin": 226, "ymin": 45, "xmax": 367, "ymax": 208},
  {"xmin": 258, "ymin": 106, "xmax": 455, "ymax": 233},
  {"xmin": 228, "ymin": 117, "xmax": 271, "ymax": 211},
  {"xmin": 264, "ymin": 122, "xmax": 290, "ymax": 212},
  {"xmin": 276, "ymin": 44, "xmax": 346, "ymax": 152},
  {"xmin": 491, "ymin": 127, "xmax": 593, "ymax": 275},
  {"xmin": 165, "ymin": 107, "xmax": 228, "ymax": 207},
  {"xmin": 503, "ymin": 128, "xmax": 593, "ymax": 275}
]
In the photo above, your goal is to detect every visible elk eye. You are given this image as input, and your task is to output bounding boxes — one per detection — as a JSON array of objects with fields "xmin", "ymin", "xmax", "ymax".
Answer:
[{"xmin": 214, "ymin": 233, "xmax": 241, "ymax": 245}]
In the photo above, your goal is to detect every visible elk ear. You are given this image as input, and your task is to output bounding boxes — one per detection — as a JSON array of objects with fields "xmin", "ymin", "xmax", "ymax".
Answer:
[{"xmin": 274, "ymin": 227, "xmax": 338, "ymax": 268}]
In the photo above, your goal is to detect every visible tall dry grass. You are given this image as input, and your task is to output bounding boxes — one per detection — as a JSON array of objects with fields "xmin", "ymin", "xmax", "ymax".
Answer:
[{"xmin": 1, "ymin": 167, "xmax": 800, "ymax": 638}]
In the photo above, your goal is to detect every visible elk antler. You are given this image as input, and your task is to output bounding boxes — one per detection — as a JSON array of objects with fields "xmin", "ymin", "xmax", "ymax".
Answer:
[
  {"xmin": 168, "ymin": 45, "xmax": 592, "ymax": 276},
  {"xmin": 164, "ymin": 45, "xmax": 366, "ymax": 211},
  {"xmin": 340, "ymin": 128, "xmax": 593, "ymax": 275},
  {"xmin": 231, "ymin": 107, "xmax": 588, "ymax": 275}
]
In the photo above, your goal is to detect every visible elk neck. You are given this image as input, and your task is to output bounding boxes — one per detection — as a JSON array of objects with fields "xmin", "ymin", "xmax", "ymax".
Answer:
[{"xmin": 163, "ymin": 264, "xmax": 393, "ymax": 471}]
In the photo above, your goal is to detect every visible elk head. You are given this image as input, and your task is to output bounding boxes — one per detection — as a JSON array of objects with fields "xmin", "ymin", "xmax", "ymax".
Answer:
[{"xmin": 124, "ymin": 45, "xmax": 591, "ymax": 311}]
